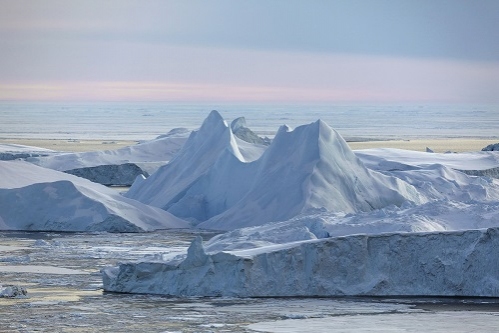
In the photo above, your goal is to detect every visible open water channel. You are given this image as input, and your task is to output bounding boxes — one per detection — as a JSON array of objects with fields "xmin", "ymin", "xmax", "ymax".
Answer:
[{"xmin": 1, "ymin": 230, "xmax": 499, "ymax": 332}]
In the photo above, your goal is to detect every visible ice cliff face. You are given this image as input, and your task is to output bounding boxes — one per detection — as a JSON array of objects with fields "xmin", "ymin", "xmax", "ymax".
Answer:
[
  {"xmin": 102, "ymin": 227, "xmax": 499, "ymax": 297},
  {"xmin": 127, "ymin": 112, "xmax": 424, "ymax": 230},
  {"xmin": 64, "ymin": 163, "xmax": 148, "ymax": 186},
  {"xmin": 483, "ymin": 143, "xmax": 499, "ymax": 151}
]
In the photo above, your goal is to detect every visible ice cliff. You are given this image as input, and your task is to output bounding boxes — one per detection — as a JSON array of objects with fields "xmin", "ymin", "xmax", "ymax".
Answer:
[{"xmin": 103, "ymin": 227, "xmax": 499, "ymax": 297}]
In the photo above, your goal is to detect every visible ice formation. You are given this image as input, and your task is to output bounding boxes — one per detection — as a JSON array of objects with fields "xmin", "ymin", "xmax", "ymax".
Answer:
[
  {"xmin": 230, "ymin": 117, "xmax": 271, "ymax": 145},
  {"xmin": 26, "ymin": 128, "xmax": 190, "ymax": 185},
  {"xmin": 127, "ymin": 111, "xmax": 424, "ymax": 230},
  {"xmin": 102, "ymin": 227, "xmax": 499, "ymax": 297},
  {"xmin": 0, "ymin": 285, "xmax": 28, "ymax": 298},
  {"xmin": 0, "ymin": 143, "xmax": 54, "ymax": 161},
  {"xmin": 103, "ymin": 111, "xmax": 499, "ymax": 298},
  {"xmin": 0, "ymin": 160, "xmax": 189, "ymax": 232},
  {"xmin": 483, "ymin": 143, "xmax": 499, "ymax": 151}
]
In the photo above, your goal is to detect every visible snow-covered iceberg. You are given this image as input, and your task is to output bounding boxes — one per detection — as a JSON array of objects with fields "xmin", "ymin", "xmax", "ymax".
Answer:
[
  {"xmin": 26, "ymin": 128, "xmax": 190, "ymax": 185},
  {"xmin": 127, "ymin": 111, "xmax": 424, "ymax": 230},
  {"xmin": 0, "ymin": 143, "xmax": 55, "ymax": 161},
  {"xmin": 0, "ymin": 160, "xmax": 189, "ymax": 232},
  {"xmin": 102, "ymin": 111, "xmax": 499, "ymax": 298},
  {"xmin": 356, "ymin": 147, "xmax": 499, "ymax": 178}
]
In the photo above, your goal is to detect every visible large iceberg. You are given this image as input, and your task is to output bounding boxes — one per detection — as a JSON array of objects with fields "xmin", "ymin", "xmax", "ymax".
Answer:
[
  {"xmin": 127, "ymin": 111, "xmax": 424, "ymax": 230},
  {"xmin": 0, "ymin": 160, "xmax": 189, "ymax": 232},
  {"xmin": 103, "ymin": 111, "xmax": 499, "ymax": 298},
  {"xmin": 103, "ymin": 227, "xmax": 499, "ymax": 297}
]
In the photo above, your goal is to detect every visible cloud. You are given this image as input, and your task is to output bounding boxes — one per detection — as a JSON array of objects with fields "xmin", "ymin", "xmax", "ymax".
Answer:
[
  {"xmin": 2, "ymin": 49, "xmax": 498, "ymax": 103},
  {"xmin": 1, "ymin": 1, "xmax": 498, "ymax": 103}
]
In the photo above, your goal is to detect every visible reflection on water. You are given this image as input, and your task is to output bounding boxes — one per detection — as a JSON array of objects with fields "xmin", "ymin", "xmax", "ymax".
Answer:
[{"xmin": 1, "ymin": 230, "xmax": 499, "ymax": 332}]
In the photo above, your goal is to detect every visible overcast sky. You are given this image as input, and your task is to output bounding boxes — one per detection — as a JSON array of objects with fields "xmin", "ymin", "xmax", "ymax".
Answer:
[{"xmin": 1, "ymin": 0, "xmax": 498, "ymax": 103}]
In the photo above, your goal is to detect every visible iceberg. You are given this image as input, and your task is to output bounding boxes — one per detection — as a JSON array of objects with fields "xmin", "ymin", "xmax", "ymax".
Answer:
[
  {"xmin": 0, "ymin": 143, "xmax": 55, "ymax": 161},
  {"xmin": 26, "ymin": 128, "xmax": 190, "ymax": 185},
  {"xmin": 102, "ymin": 111, "xmax": 499, "ymax": 298},
  {"xmin": 103, "ymin": 227, "xmax": 499, "ymax": 297},
  {"xmin": 127, "ymin": 112, "xmax": 424, "ymax": 230},
  {"xmin": 0, "ymin": 160, "xmax": 189, "ymax": 232},
  {"xmin": 356, "ymin": 147, "xmax": 499, "ymax": 178}
]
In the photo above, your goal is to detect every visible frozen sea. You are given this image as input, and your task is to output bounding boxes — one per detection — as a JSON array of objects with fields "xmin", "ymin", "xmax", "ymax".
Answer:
[
  {"xmin": 2, "ymin": 102, "xmax": 499, "ymax": 332},
  {"xmin": 1, "ymin": 102, "xmax": 498, "ymax": 140}
]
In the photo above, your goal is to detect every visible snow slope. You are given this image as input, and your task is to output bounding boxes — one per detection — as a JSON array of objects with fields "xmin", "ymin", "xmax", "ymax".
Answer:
[
  {"xmin": 0, "ymin": 160, "xmax": 189, "ymax": 232},
  {"xmin": 356, "ymin": 148, "xmax": 499, "ymax": 172},
  {"xmin": 199, "ymin": 120, "xmax": 424, "ymax": 230},
  {"xmin": 127, "ymin": 112, "xmax": 424, "ymax": 230},
  {"xmin": 125, "ymin": 111, "xmax": 267, "ymax": 212}
]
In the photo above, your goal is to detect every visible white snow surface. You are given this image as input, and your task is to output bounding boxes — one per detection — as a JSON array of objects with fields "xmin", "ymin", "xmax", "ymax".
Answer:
[
  {"xmin": 27, "ymin": 128, "xmax": 190, "ymax": 174},
  {"xmin": 355, "ymin": 148, "xmax": 499, "ymax": 172},
  {"xmin": 0, "ymin": 144, "xmax": 55, "ymax": 154},
  {"xmin": 103, "ymin": 112, "xmax": 499, "ymax": 298},
  {"xmin": 0, "ymin": 160, "xmax": 189, "ymax": 232},
  {"xmin": 127, "ymin": 111, "xmax": 424, "ymax": 230}
]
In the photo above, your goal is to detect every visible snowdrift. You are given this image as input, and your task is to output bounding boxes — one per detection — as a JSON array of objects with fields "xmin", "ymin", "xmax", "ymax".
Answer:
[
  {"xmin": 26, "ymin": 128, "xmax": 190, "ymax": 185},
  {"xmin": 356, "ymin": 148, "xmax": 499, "ymax": 178},
  {"xmin": 103, "ymin": 227, "xmax": 499, "ymax": 297},
  {"xmin": 0, "ymin": 160, "xmax": 189, "ymax": 232},
  {"xmin": 127, "ymin": 111, "xmax": 424, "ymax": 230}
]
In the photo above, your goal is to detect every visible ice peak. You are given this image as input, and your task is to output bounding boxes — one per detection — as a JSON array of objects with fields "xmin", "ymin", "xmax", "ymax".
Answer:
[
  {"xmin": 202, "ymin": 110, "xmax": 226, "ymax": 128},
  {"xmin": 230, "ymin": 117, "xmax": 247, "ymax": 132},
  {"xmin": 183, "ymin": 236, "xmax": 208, "ymax": 268}
]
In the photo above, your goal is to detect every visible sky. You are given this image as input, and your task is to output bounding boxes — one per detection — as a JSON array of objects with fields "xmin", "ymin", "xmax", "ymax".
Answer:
[{"xmin": 1, "ymin": 0, "xmax": 499, "ymax": 103}]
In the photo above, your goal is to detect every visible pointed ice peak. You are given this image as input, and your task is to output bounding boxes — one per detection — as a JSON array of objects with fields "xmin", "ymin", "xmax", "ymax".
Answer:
[
  {"xmin": 183, "ymin": 236, "xmax": 208, "ymax": 268},
  {"xmin": 310, "ymin": 119, "xmax": 337, "ymax": 138},
  {"xmin": 201, "ymin": 110, "xmax": 227, "ymax": 129},
  {"xmin": 230, "ymin": 117, "xmax": 247, "ymax": 132}
]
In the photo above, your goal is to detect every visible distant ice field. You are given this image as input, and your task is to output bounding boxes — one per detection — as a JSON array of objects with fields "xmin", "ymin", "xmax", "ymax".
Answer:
[{"xmin": 1, "ymin": 102, "xmax": 498, "ymax": 141}]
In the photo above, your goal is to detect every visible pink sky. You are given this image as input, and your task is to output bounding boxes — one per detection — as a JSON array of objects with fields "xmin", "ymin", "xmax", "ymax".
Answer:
[{"xmin": 1, "ymin": 1, "xmax": 499, "ymax": 104}]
